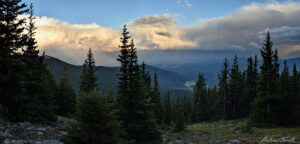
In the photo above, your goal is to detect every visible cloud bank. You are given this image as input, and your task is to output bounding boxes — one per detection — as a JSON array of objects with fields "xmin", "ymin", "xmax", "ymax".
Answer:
[{"xmin": 33, "ymin": 2, "xmax": 300, "ymax": 65}]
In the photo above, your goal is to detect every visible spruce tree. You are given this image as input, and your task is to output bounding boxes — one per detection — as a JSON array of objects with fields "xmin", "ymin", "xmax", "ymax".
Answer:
[
  {"xmin": 141, "ymin": 61, "xmax": 151, "ymax": 98},
  {"xmin": 228, "ymin": 55, "xmax": 242, "ymax": 119},
  {"xmin": 209, "ymin": 85, "xmax": 220, "ymax": 120},
  {"xmin": 151, "ymin": 73, "xmax": 162, "ymax": 125},
  {"xmin": 116, "ymin": 25, "xmax": 161, "ymax": 143},
  {"xmin": 80, "ymin": 48, "xmax": 97, "ymax": 93},
  {"xmin": 192, "ymin": 73, "xmax": 209, "ymax": 122},
  {"xmin": 218, "ymin": 58, "xmax": 229, "ymax": 120},
  {"xmin": 62, "ymin": 90, "xmax": 123, "ymax": 144},
  {"xmin": 163, "ymin": 91, "xmax": 172, "ymax": 126},
  {"xmin": 22, "ymin": 4, "xmax": 57, "ymax": 123},
  {"xmin": 279, "ymin": 60, "xmax": 292, "ymax": 124},
  {"xmin": 183, "ymin": 95, "xmax": 192, "ymax": 124},
  {"xmin": 56, "ymin": 65, "xmax": 76, "ymax": 116},
  {"xmin": 0, "ymin": 0, "xmax": 28, "ymax": 120},
  {"xmin": 174, "ymin": 101, "xmax": 185, "ymax": 132},
  {"xmin": 26, "ymin": 65, "xmax": 57, "ymax": 123},
  {"xmin": 291, "ymin": 64, "xmax": 300, "ymax": 124},
  {"xmin": 251, "ymin": 31, "xmax": 281, "ymax": 126},
  {"xmin": 240, "ymin": 56, "xmax": 257, "ymax": 117},
  {"xmin": 107, "ymin": 84, "xmax": 114, "ymax": 103}
]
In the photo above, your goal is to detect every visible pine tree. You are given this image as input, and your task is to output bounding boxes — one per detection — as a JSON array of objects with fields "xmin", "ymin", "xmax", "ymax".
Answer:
[
  {"xmin": 192, "ymin": 73, "xmax": 209, "ymax": 122},
  {"xmin": 80, "ymin": 48, "xmax": 97, "ymax": 93},
  {"xmin": 251, "ymin": 31, "xmax": 281, "ymax": 126},
  {"xmin": 209, "ymin": 85, "xmax": 220, "ymax": 120},
  {"xmin": 218, "ymin": 58, "xmax": 229, "ymax": 120},
  {"xmin": 151, "ymin": 73, "xmax": 162, "ymax": 125},
  {"xmin": 62, "ymin": 90, "xmax": 123, "ymax": 144},
  {"xmin": 107, "ymin": 84, "xmax": 114, "ymax": 103},
  {"xmin": 291, "ymin": 64, "xmax": 300, "ymax": 124},
  {"xmin": 56, "ymin": 65, "xmax": 76, "ymax": 116},
  {"xmin": 25, "ymin": 64, "xmax": 57, "ymax": 123},
  {"xmin": 116, "ymin": 25, "xmax": 161, "ymax": 143},
  {"xmin": 0, "ymin": 0, "xmax": 28, "ymax": 120},
  {"xmin": 240, "ymin": 56, "xmax": 257, "ymax": 117},
  {"xmin": 22, "ymin": 4, "xmax": 57, "ymax": 123},
  {"xmin": 174, "ymin": 101, "xmax": 185, "ymax": 132},
  {"xmin": 141, "ymin": 61, "xmax": 151, "ymax": 98},
  {"xmin": 228, "ymin": 55, "xmax": 242, "ymax": 119},
  {"xmin": 183, "ymin": 95, "xmax": 192, "ymax": 124},
  {"xmin": 279, "ymin": 60, "xmax": 292, "ymax": 124},
  {"xmin": 163, "ymin": 91, "xmax": 172, "ymax": 126}
]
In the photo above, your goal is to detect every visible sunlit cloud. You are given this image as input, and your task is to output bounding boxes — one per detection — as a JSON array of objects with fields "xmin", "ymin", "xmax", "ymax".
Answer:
[
  {"xmin": 31, "ymin": 1, "xmax": 300, "ymax": 65},
  {"xmin": 35, "ymin": 16, "xmax": 120, "ymax": 52},
  {"xmin": 128, "ymin": 14, "xmax": 197, "ymax": 50}
]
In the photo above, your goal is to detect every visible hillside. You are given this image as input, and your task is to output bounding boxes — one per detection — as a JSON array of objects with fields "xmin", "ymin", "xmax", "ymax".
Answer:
[{"xmin": 44, "ymin": 55, "xmax": 189, "ymax": 94}]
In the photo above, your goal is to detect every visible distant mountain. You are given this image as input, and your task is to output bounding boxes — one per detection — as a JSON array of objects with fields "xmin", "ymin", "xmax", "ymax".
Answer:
[
  {"xmin": 154, "ymin": 57, "xmax": 300, "ymax": 86},
  {"xmin": 44, "ymin": 55, "xmax": 189, "ymax": 94}
]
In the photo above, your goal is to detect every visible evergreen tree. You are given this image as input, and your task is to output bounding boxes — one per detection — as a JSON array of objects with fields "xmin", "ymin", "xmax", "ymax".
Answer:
[
  {"xmin": 163, "ymin": 91, "xmax": 172, "ymax": 126},
  {"xmin": 80, "ymin": 48, "xmax": 97, "ymax": 93},
  {"xmin": 228, "ymin": 55, "xmax": 242, "ymax": 119},
  {"xmin": 174, "ymin": 101, "xmax": 185, "ymax": 132},
  {"xmin": 0, "ymin": 0, "xmax": 28, "ymax": 120},
  {"xmin": 291, "ymin": 64, "xmax": 300, "ymax": 124},
  {"xmin": 116, "ymin": 25, "xmax": 161, "ymax": 143},
  {"xmin": 251, "ymin": 31, "xmax": 281, "ymax": 126},
  {"xmin": 209, "ymin": 85, "xmax": 220, "ymax": 120},
  {"xmin": 62, "ymin": 90, "xmax": 123, "ymax": 144},
  {"xmin": 183, "ymin": 95, "xmax": 192, "ymax": 124},
  {"xmin": 192, "ymin": 73, "xmax": 209, "ymax": 122},
  {"xmin": 218, "ymin": 58, "xmax": 229, "ymax": 120},
  {"xmin": 23, "ymin": 4, "xmax": 57, "ymax": 123},
  {"xmin": 278, "ymin": 60, "xmax": 292, "ymax": 124},
  {"xmin": 240, "ymin": 57, "xmax": 257, "ymax": 117},
  {"xmin": 56, "ymin": 65, "xmax": 76, "ymax": 116},
  {"xmin": 26, "ymin": 66, "xmax": 57, "ymax": 123},
  {"xmin": 141, "ymin": 61, "xmax": 151, "ymax": 98},
  {"xmin": 107, "ymin": 84, "xmax": 114, "ymax": 103},
  {"xmin": 151, "ymin": 73, "xmax": 162, "ymax": 125}
]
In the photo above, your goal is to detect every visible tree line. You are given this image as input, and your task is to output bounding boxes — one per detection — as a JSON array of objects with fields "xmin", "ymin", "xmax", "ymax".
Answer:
[{"xmin": 191, "ymin": 31, "xmax": 300, "ymax": 127}]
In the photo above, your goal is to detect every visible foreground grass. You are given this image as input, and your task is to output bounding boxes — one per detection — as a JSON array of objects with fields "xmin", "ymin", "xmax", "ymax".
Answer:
[{"xmin": 162, "ymin": 119, "xmax": 300, "ymax": 143}]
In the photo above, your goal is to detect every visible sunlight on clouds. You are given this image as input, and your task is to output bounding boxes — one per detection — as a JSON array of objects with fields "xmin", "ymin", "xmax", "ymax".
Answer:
[
  {"xmin": 128, "ymin": 14, "xmax": 196, "ymax": 50},
  {"xmin": 30, "ymin": 1, "xmax": 300, "ymax": 65},
  {"xmin": 35, "ymin": 15, "xmax": 196, "ymax": 52},
  {"xmin": 35, "ymin": 16, "xmax": 120, "ymax": 52}
]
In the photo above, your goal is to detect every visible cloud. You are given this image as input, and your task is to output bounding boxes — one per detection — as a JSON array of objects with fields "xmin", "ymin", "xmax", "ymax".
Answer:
[
  {"xmin": 32, "ymin": 1, "xmax": 300, "ymax": 65},
  {"xmin": 176, "ymin": 0, "xmax": 192, "ymax": 7},
  {"xmin": 184, "ymin": 0, "xmax": 192, "ymax": 7},
  {"xmin": 128, "ymin": 14, "xmax": 196, "ymax": 50},
  {"xmin": 35, "ymin": 16, "xmax": 120, "ymax": 52},
  {"xmin": 182, "ymin": 1, "xmax": 300, "ymax": 57}
]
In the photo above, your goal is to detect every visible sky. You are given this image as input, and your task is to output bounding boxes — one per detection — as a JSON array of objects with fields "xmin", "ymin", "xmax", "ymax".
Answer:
[{"xmin": 22, "ymin": 0, "xmax": 300, "ymax": 66}]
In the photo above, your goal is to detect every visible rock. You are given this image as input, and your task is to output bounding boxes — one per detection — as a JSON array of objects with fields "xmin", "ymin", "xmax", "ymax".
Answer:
[
  {"xmin": 0, "ymin": 131, "xmax": 12, "ymax": 138},
  {"xmin": 229, "ymin": 139, "xmax": 241, "ymax": 143},
  {"xmin": 26, "ymin": 126, "xmax": 34, "ymax": 130},
  {"xmin": 215, "ymin": 140, "xmax": 221, "ymax": 144},
  {"xmin": 36, "ymin": 127, "xmax": 46, "ymax": 131},
  {"xmin": 36, "ymin": 140, "xmax": 63, "ymax": 144},
  {"xmin": 18, "ymin": 121, "xmax": 31, "ymax": 127},
  {"xmin": 59, "ymin": 131, "xmax": 67, "ymax": 135},
  {"xmin": 233, "ymin": 125, "xmax": 242, "ymax": 130},
  {"xmin": 37, "ymin": 131, "xmax": 44, "ymax": 135}
]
